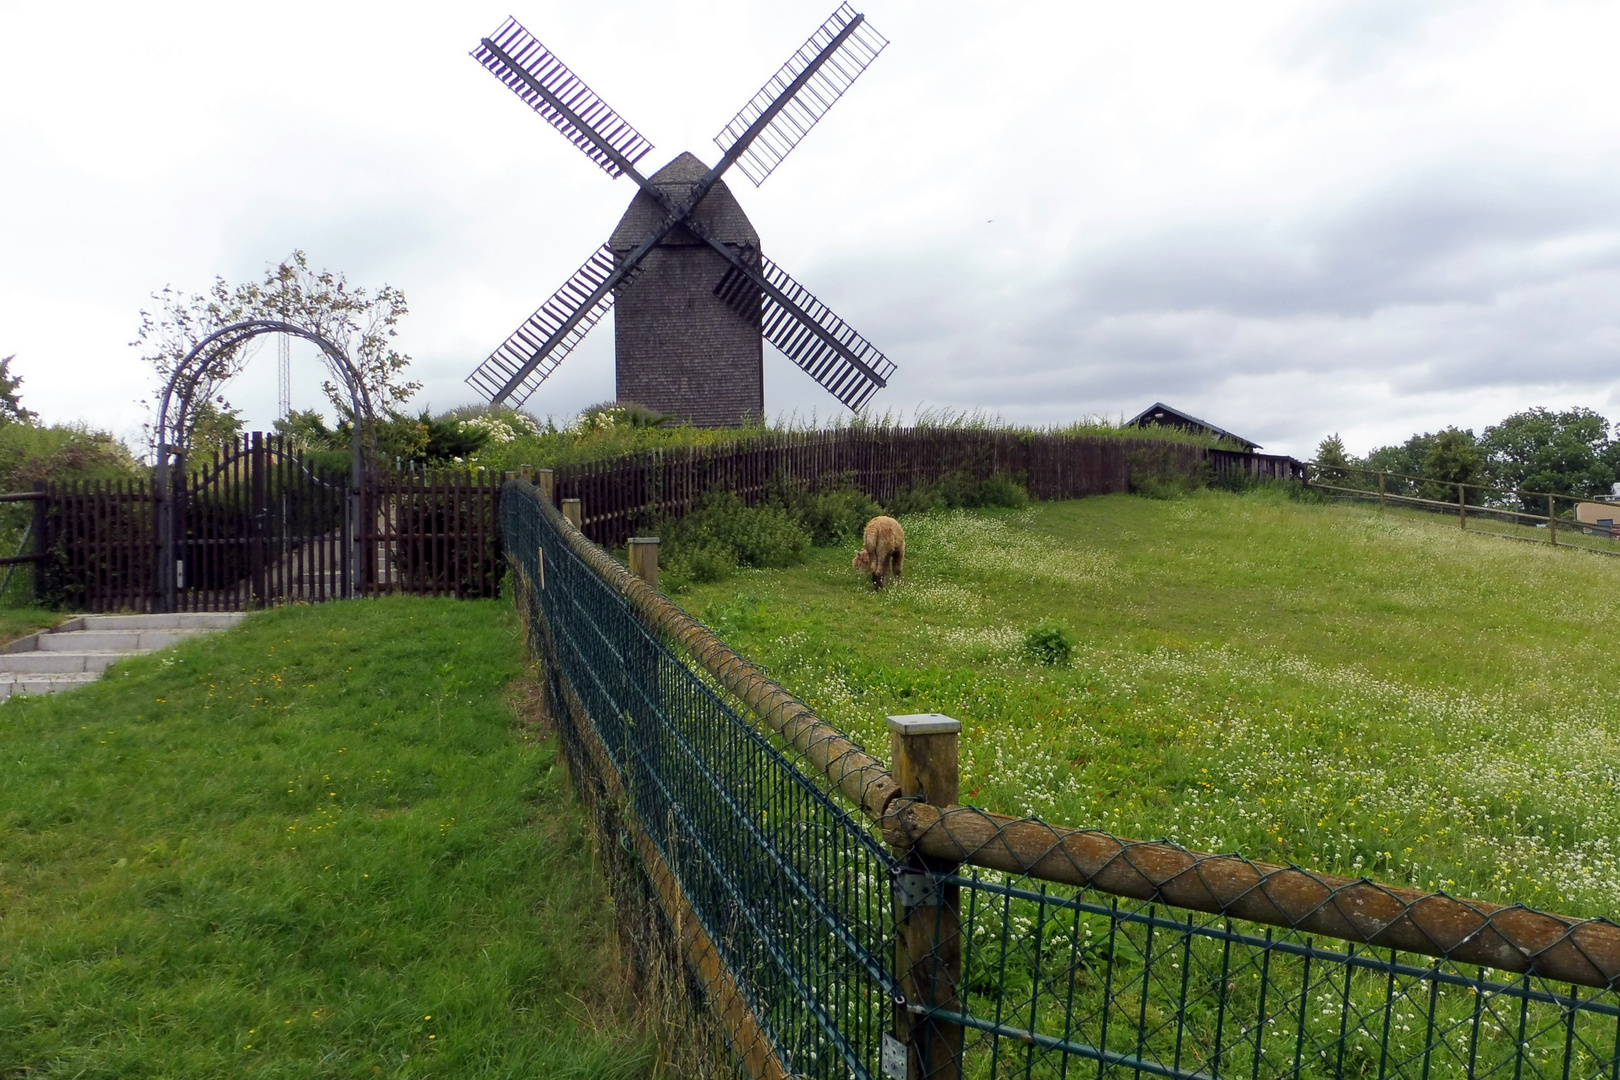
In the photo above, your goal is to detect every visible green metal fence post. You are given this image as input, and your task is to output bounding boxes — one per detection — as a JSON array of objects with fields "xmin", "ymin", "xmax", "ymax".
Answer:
[{"xmin": 889, "ymin": 713, "xmax": 963, "ymax": 1080}]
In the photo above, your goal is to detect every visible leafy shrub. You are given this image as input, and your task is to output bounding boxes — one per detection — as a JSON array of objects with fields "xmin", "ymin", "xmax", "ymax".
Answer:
[
  {"xmin": 1022, "ymin": 621, "xmax": 1074, "ymax": 666},
  {"xmin": 651, "ymin": 490, "xmax": 812, "ymax": 591},
  {"xmin": 765, "ymin": 473, "xmax": 881, "ymax": 546},
  {"xmin": 1129, "ymin": 446, "xmax": 1210, "ymax": 499},
  {"xmin": 889, "ymin": 469, "xmax": 1029, "ymax": 514}
]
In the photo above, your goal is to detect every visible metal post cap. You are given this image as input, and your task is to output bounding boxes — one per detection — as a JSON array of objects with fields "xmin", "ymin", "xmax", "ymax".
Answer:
[{"xmin": 886, "ymin": 713, "xmax": 960, "ymax": 735}]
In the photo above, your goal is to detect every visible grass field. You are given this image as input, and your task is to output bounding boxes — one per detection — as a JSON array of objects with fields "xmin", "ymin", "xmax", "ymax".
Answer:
[
  {"xmin": 679, "ymin": 489, "xmax": 1620, "ymax": 919},
  {"xmin": 0, "ymin": 597, "xmax": 657, "ymax": 1078}
]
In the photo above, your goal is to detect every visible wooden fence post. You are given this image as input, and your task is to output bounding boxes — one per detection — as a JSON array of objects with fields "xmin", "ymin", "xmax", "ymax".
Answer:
[
  {"xmin": 561, "ymin": 497, "xmax": 582, "ymax": 531},
  {"xmin": 1458, "ymin": 482, "xmax": 1467, "ymax": 530},
  {"xmin": 627, "ymin": 537, "xmax": 658, "ymax": 591},
  {"xmin": 31, "ymin": 481, "xmax": 47, "ymax": 606},
  {"xmin": 1549, "ymin": 494, "xmax": 1558, "ymax": 546},
  {"xmin": 889, "ymin": 713, "xmax": 963, "ymax": 1080},
  {"xmin": 537, "ymin": 468, "xmax": 554, "ymax": 504},
  {"xmin": 1378, "ymin": 471, "xmax": 1386, "ymax": 510}
]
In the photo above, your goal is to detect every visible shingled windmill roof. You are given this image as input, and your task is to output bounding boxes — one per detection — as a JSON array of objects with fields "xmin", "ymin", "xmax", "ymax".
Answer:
[{"xmin": 610, "ymin": 152, "xmax": 759, "ymax": 249}]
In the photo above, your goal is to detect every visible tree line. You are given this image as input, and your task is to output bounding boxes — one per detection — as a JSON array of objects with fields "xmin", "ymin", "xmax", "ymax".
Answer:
[{"xmin": 1316, "ymin": 408, "xmax": 1620, "ymax": 510}]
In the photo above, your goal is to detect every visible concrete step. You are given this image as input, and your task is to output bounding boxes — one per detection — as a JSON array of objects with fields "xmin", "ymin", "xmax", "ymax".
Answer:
[
  {"xmin": 66, "ymin": 613, "xmax": 249, "ymax": 632},
  {"xmin": 37, "ymin": 629, "xmax": 206, "ymax": 652},
  {"xmin": 1, "ymin": 650, "xmax": 128, "ymax": 674},
  {"xmin": 0, "ymin": 672, "xmax": 102, "ymax": 699}
]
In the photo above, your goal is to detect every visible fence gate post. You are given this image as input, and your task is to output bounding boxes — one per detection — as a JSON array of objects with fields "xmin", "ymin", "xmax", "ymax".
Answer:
[
  {"xmin": 537, "ymin": 468, "xmax": 554, "ymax": 504},
  {"xmin": 561, "ymin": 497, "xmax": 582, "ymax": 531},
  {"xmin": 1549, "ymin": 494, "xmax": 1558, "ymax": 546},
  {"xmin": 31, "ymin": 481, "xmax": 47, "ymax": 606},
  {"xmin": 627, "ymin": 537, "xmax": 658, "ymax": 590},
  {"xmin": 888, "ymin": 713, "xmax": 963, "ymax": 1080}
]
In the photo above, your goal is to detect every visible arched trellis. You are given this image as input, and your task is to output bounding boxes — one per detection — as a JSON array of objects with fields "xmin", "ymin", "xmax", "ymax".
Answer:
[{"xmin": 154, "ymin": 319, "xmax": 375, "ymax": 610}]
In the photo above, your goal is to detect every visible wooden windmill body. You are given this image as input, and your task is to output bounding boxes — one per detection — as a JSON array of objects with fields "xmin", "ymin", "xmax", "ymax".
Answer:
[
  {"xmin": 463, "ymin": 6, "xmax": 896, "ymax": 425},
  {"xmin": 609, "ymin": 152, "xmax": 762, "ymax": 426}
]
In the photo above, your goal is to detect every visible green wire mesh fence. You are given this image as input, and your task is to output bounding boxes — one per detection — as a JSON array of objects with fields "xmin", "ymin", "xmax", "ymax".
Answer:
[{"xmin": 502, "ymin": 477, "xmax": 1620, "ymax": 1080}]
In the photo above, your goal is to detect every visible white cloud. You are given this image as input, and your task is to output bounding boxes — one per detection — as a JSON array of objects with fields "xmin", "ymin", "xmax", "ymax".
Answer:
[{"xmin": 3, "ymin": 0, "xmax": 1619, "ymax": 457}]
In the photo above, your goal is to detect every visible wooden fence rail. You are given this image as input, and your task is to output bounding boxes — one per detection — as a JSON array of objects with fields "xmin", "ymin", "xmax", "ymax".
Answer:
[
  {"xmin": 553, "ymin": 429, "xmax": 1303, "ymax": 547},
  {"xmin": 23, "ymin": 431, "xmax": 1301, "ymax": 611}
]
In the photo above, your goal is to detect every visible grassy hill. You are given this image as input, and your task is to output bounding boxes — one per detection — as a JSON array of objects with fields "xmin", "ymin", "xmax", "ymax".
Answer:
[
  {"xmin": 0, "ymin": 598, "xmax": 658, "ymax": 1079},
  {"xmin": 678, "ymin": 489, "xmax": 1620, "ymax": 918}
]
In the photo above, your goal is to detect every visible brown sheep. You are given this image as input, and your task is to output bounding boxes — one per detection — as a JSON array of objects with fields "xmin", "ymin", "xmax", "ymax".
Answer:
[{"xmin": 852, "ymin": 515, "xmax": 905, "ymax": 589}]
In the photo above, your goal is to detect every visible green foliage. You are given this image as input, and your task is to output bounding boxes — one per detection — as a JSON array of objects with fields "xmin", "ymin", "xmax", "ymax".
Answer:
[
  {"xmin": 0, "ymin": 422, "xmax": 142, "ymax": 490},
  {"xmin": 0, "ymin": 598, "xmax": 658, "ymax": 1075},
  {"xmin": 1023, "ymin": 621, "xmax": 1074, "ymax": 666},
  {"xmin": 0, "ymin": 356, "xmax": 37, "ymax": 426},
  {"xmin": 765, "ymin": 472, "xmax": 881, "ymax": 547},
  {"xmin": 678, "ymin": 492, "xmax": 1620, "ymax": 916},
  {"xmin": 1128, "ymin": 446, "xmax": 1209, "ymax": 500},
  {"xmin": 137, "ymin": 250, "xmax": 420, "ymax": 455},
  {"xmin": 889, "ymin": 469, "xmax": 1030, "ymax": 514},
  {"xmin": 1421, "ymin": 426, "xmax": 1485, "ymax": 491},
  {"xmin": 655, "ymin": 490, "xmax": 812, "ymax": 592},
  {"xmin": 1481, "ymin": 407, "xmax": 1619, "ymax": 507},
  {"xmin": 187, "ymin": 397, "xmax": 245, "ymax": 460}
]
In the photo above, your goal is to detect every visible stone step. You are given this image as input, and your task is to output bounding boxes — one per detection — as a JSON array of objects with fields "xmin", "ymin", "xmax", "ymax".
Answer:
[
  {"xmin": 66, "ymin": 613, "xmax": 250, "ymax": 632},
  {"xmin": 0, "ymin": 672, "xmax": 101, "ymax": 699},
  {"xmin": 0, "ymin": 650, "xmax": 128, "ymax": 674},
  {"xmin": 36, "ymin": 629, "xmax": 206, "ymax": 652}
]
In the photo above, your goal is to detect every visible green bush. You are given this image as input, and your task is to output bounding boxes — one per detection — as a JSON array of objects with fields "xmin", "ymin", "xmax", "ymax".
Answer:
[
  {"xmin": 1022, "ymin": 621, "xmax": 1074, "ymax": 666},
  {"xmin": 765, "ymin": 474, "xmax": 881, "ymax": 546},
  {"xmin": 889, "ymin": 469, "xmax": 1029, "ymax": 514},
  {"xmin": 652, "ymin": 490, "xmax": 813, "ymax": 592}
]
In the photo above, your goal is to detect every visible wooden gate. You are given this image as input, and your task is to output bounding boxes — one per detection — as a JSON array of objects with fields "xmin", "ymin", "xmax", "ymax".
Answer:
[{"xmin": 166, "ymin": 432, "xmax": 354, "ymax": 611}]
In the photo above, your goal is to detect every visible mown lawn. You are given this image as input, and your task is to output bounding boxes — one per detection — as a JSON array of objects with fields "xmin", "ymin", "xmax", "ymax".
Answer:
[
  {"xmin": 0, "ymin": 597, "xmax": 656, "ymax": 1079},
  {"xmin": 679, "ymin": 489, "xmax": 1620, "ymax": 918}
]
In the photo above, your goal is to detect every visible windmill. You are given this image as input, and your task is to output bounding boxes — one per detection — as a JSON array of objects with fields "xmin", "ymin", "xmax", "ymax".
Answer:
[{"xmin": 464, "ymin": 5, "xmax": 896, "ymax": 426}]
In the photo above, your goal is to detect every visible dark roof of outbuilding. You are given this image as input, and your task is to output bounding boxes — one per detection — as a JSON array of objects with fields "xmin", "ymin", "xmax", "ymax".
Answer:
[
  {"xmin": 609, "ymin": 151, "xmax": 759, "ymax": 250},
  {"xmin": 1125, "ymin": 402, "xmax": 1262, "ymax": 450}
]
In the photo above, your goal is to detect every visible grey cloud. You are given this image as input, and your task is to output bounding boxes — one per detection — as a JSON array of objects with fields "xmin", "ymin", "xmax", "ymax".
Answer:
[{"xmin": 1286, "ymin": 0, "xmax": 1459, "ymax": 79}]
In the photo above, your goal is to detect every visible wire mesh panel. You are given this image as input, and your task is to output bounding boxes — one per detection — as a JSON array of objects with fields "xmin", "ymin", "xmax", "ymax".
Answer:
[
  {"xmin": 503, "ymin": 479, "xmax": 899, "ymax": 1077},
  {"xmin": 925, "ymin": 866, "xmax": 1620, "ymax": 1080}
]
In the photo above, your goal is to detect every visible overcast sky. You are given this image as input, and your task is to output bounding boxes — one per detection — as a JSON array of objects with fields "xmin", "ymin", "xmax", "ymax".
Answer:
[{"xmin": 4, "ymin": 0, "xmax": 1619, "ymax": 457}]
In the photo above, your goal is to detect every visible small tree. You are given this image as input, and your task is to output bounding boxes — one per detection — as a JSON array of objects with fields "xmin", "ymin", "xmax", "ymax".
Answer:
[
  {"xmin": 1421, "ymin": 427, "xmax": 1485, "ymax": 503},
  {"xmin": 135, "ymin": 251, "xmax": 421, "ymax": 455},
  {"xmin": 0, "ymin": 356, "xmax": 38, "ymax": 426},
  {"xmin": 1314, "ymin": 433, "xmax": 1354, "ymax": 484}
]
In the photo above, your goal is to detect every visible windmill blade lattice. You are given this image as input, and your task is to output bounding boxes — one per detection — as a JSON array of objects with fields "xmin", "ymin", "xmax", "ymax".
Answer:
[
  {"xmin": 714, "ymin": 259, "xmax": 895, "ymax": 411},
  {"xmin": 714, "ymin": 3, "xmax": 888, "ymax": 186},
  {"xmin": 473, "ymin": 18, "xmax": 654, "ymax": 179},
  {"xmin": 466, "ymin": 244, "xmax": 632, "ymax": 407}
]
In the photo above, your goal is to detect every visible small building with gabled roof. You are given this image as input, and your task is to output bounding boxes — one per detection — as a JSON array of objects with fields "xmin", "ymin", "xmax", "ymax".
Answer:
[{"xmin": 1125, "ymin": 402, "xmax": 1262, "ymax": 451}]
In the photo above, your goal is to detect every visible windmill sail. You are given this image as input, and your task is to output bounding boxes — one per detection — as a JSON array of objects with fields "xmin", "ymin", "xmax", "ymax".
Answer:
[
  {"xmin": 714, "ymin": 258, "xmax": 895, "ymax": 411},
  {"xmin": 466, "ymin": 244, "xmax": 628, "ymax": 406},
  {"xmin": 713, "ymin": 4, "xmax": 888, "ymax": 186},
  {"xmin": 473, "ymin": 18, "xmax": 654, "ymax": 179}
]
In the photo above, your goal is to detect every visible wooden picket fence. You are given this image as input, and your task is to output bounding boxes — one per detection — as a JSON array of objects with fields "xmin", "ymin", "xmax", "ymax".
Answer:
[
  {"xmin": 20, "ymin": 430, "xmax": 1301, "ymax": 611},
  {"xmin": 554, "ymin": 429, "xmax": 1303, "ymax": 546}
]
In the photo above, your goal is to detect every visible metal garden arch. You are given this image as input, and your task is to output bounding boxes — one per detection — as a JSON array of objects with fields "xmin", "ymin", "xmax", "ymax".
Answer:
[{"xmin": 153, "ymin": 319, "xmax": 374, "ymax": 610}]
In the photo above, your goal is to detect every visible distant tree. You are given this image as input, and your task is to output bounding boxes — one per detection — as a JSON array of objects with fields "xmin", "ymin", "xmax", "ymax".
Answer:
[
  {"xmin": 135, "ymin": 251, "xmax": 421, "ymax": 454},
  {"xmin": 0, "ymin": 356, "xmax": 38, "ymax": 426},
  {"xmin": 187, "ymin": 398, "xmax": 245, "ymax": 461},
  {"xmin": 1421, "ymin": 427, "xmax": 1486, "ymax": 502},
  {"xmin": 1480, "ymin": 407, "xmax": 1616, "ymax": 508},
  {"xmin": 1314, "ymin": 433, "xmax": 1354, "ymax": 484}
]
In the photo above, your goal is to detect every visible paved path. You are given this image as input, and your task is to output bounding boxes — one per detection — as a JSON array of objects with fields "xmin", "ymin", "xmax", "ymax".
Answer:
[{"xmin": 0, "ymin": 612, "xmax": 248, "ymax": 699}]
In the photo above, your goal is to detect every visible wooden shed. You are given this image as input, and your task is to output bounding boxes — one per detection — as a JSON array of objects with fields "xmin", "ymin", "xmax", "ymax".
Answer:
[{"xmin": 1125, "ymin": 402, "xmax": 1262, "ymax": 451}]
